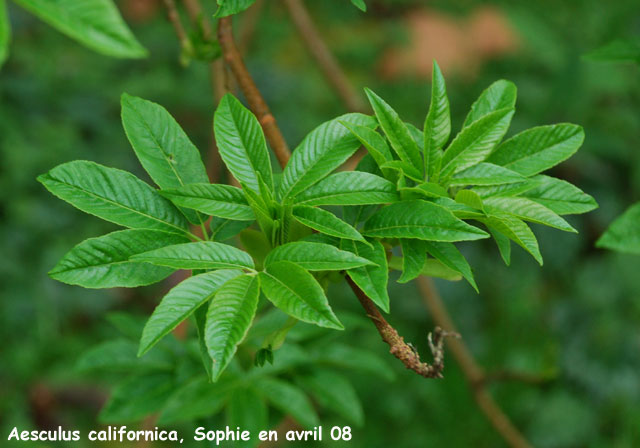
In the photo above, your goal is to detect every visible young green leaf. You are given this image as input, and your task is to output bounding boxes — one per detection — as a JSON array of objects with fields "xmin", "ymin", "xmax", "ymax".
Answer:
[
  {"xmin": 193, "ymin": 306, "xmax": 213, "ymax": 380},
  {"xmin": 596, "ymin": 202, "xmax": 640, "ymax": 254},
  {"xmin": 350, "ymin": 0, "xmax": 367, "ymax": 12},
  {"xmin": 388, "ymin": 256, "xmax": 462, "ymax": 281},
  {"xmin": 131, "ymin": 241, "xmax": 254, "ymax": 270},
  {"xmin": 0, "ymin": 0, "xmax": 9, "ymax": 66},
  {"xmin": 214, "ymin": 0, "xmax": 257, "ymax": 18},
  {"xmin": 260, "ymin": 261, "xmax": 343, "ymax": 330},
  {"xmin": 256, "ymin": 377, "xmax": 319, "ymax": 429},
  {"xmin": 240, "ymin": 181, "xmax": 275, "ymax": 237},
  {"xmin": 341, "ymin": 122, "xmax": 394, "ymax": 177},
  {"xmin": 424, "ymin": 241, "xmax": 478, "ymax": 291},
  {"xmin": 487, "ymin": 124, "xmax": 584, "ymax": 176},
  {"xmin": 99, "ymin": 373, "xmax": 174, "ymax": 423},
  {"xmin": 264, "ymin": 242, "xmax": 373, "ymax": 271},
  {"xmin": 298, "ymin": 370, "xmax": 364, "ymax": 427},
  {"xmin": 279, "ymin": 113, "xmax": 376, "ymax": 199},
  {"xmin": 440, "ymin": 108, "xmax": 514, "ymax": 178},
  {"xmin": 449, "ymin": 162, "xmax": 525, "ymax": 186},
  {"xmin": 121, "ymin": 94, "xmax": 208, "ymax": 187},
  {"xmin": 210, "ymin": 217, "xmax": 253, "ymax": 242},
  {"xmin": 424, "ymin": 61, "xmax": 450, "ymax": 179},
  {"xmin": 381, "ymin": 160, "xmax": 424, "ymax": 182},
  {"xmin": 364, "ymin": 88, "xmax": 423, "ymax": 173},
  {"xmin": 489, "ymin": 227, "xmax": 511, "ymax": 265},
  {"xmin": 214, "ymin": 93, "xmax": 273, "ymax": 193},
  {"xmin": 463, "ymin": 80, "xmax": 517, "ymax": 127},
  {"xmin": 138, "ymin": 269, "xmax": 243, "ymax": 356},
  {"xmin": 205, "ymin": 274, "xmax": 260, "ymax": 381},
  {"xmin": 341, "ymin": 239, "xmax": 390, "ymax": 312},
  {"xmin": 400, "ymin": 182, "xmax": 449, "ymax": 199},
  {"xmin": 37, "ymin": 161, "xmax": 189, "ymax": 235},
  {"xmin": 398, "ymin": 239, "xmax": 427, "ymax": 283},
  {"xmin": 294, "ymin": 171, "xmax": 398, "ymax": 206},
  {"xmin": 292, "ymin": 205, "xmax": 366, "ymax": 242},
  {"xmin": 159, "ymin": 184, "xmax": 255, "ymax": 220},
  {"xmin": 14, "ymin": 0, "xmax": 147, "ymax": 58},
  {"xmin": 49, "ymin": 229, "xmax": 188, "ymax": 289},
  {"xmin": 480, "ymin": 213, "xmax": 542, "ymax": 264},
  {"xmin": 520, "ymin": 175, "xmax": 598, "ymax": 215},
  {"xmin": 455, "ymin": 190, "xmax": 484, "ymax": 211},
  {"xmin": 483, "ymin": 196, "xmax": 577, "ymax": 232},
  {"xmin": 363, "ymin": 200, "xmax": 489, "ymax": 241}
]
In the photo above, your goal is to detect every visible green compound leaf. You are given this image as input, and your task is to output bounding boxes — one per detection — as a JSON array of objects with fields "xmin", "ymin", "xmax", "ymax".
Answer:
[
  {"xmin": 131, "ymin": 241, "xmax": 254, "ymax": 270},
  {"xmin": 480, "ymin": 213, "xmax": 542, "ymax": 265},
  {"xmin": 487, "ymin": 124, "xmax": 584, "ymax": 176},
  {"xmin": 160, "ymin": 183, "xmax": 255, "ymax": 221},
  {"xmin": 138, "ymin": 269, "xmax": 243, "ymax": 356},
  {"xmin": 450, "ymin": 162, "xmax": 525, "ymax": 186},
  {"xmin": 214, "ymin": 94, "xmax": 273, "ymax": 193},
  {"xmin": 210, "ymin": 217, "xmax": 253, "ymax": 242},
  {"xmin": 424, "ymin": 241, "xmax": 478, "ymax": 291},
  {"xmin": 363, "ymin": 200, "xmax": 489, "ymax": 242},
  {"xmin": 99, "ymin": 373, "xmax": 173, "ymax": 423},
  {"xmin": 292, "ymin": 205, "xmax": 366, "ymax": 242},
  {"xmin": 294, "ymin": 171, "xmax": 398, "ymax": 206},
  {"xmin": 341, "ymin": 239, "xmax": 389, "ymax": 312},
  {"xmin": 365, "ymin": 88, "xmax": 423, "ymax": 174},
  {"xmin": 424, "ymin": 61, "xmax": 450, "ymax": 179},
  {"xmin": 214, "ymin": 0, "xmax": 257, "ymax": 18},
  {"xmin": 121, "ymin": 94, "xmax": 208, "ymax": 188},
  {"xmin": 520, "ymin": 175, "xmax": 598, "ymax": 215},
  {"xmin": 596, "ymin": 202, "xmax": 640, "ymax": 255},
  {"xmin": 14, "ymin": 0, "xmax": 147, "ymax": 58},
  {"xmin": 298, "ymin": 370, "xmax": 364, "ymax": 427},
  {"xmin": 37, "ymin": 161, "xmax": 189, "ymax": 235},
  {"xmin": 341, "ymin": 121, "xmax": 394, "ymax": 178},
  {"xmin": 256, "ymin": 377, "xmax": 319, "ymax": 429},
  {"xmin": 463, "ymin": 79, "xmax": 517, "ymax": 127},
  {"xmin": 264, "ymin": 241, "xmax": 373, "ymax": 271},
  {"xmin": 50, "ymin": 229, "xmax": 188, "ymax": 288},
  {"xmin": 483, "ymin": 196, "xmax": 577, "ymax": 233},
  {"xmin": 280, "ymin": 113, "xmax": 376, "ymax": 199},
  {"xmin": 205, "ymin": 274, "xmax": 260, "ymax": 381},
  {"xmin": 398, "ymin": 239, "xmax": 427, "ymax": 284},
  {"xmin": 260, "ymin": 261, "xmax": 343, "ymax": 330},
  {"xmin": 440, "ymin": 107, "xmax": 514, "ymax": 178}
]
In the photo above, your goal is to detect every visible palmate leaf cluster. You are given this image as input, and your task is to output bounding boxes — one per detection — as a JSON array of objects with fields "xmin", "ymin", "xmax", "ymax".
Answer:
[{"xmin": 39, "ymin": 61, "xmax": 595, "ymax": 428}]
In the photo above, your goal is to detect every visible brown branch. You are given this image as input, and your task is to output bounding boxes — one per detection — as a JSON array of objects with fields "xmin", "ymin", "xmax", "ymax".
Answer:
[
  {"xmin": 217, "ymin": 17, "xmax": 291, "ymax": 168},
  {"xmin": 347, "ymin": 277, "xmax": 457, "ymax": 378},
  {"xmin": 282, "ymin": 0, "xmax": 366, "ymax": 112},
  {"xmin": 418, "ymin": 277, "xmax": 533, "ymax": 448}
]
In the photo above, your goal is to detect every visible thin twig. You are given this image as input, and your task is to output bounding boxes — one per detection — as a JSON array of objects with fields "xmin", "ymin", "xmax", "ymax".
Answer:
[
  {"xmin": 217, "ymin": 17, "xmax": 291, "ymax": 168},
  {"xmin": 162, "ymin": 0, "xmax": 190, "ymax": 52},
  {"xmin": 282, "ymin": 0, "xmax": 366, "ymax": 112},
  {"xmin": 348, "ymin": 277, "xmax": 457, "ymax": 378},
  {"xmin": 418, "ymin": 277, "xmax": 533, "ymax": 448},
  {"xmin": 180, "ymin": 0, "xmax": 228, "ymax": 183}
]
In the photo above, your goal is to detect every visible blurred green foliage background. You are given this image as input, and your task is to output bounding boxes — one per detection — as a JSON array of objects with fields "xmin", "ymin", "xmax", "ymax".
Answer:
[{"xmin": 1, "ymin": 0, "xmax": 639, "ymax": 446}]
